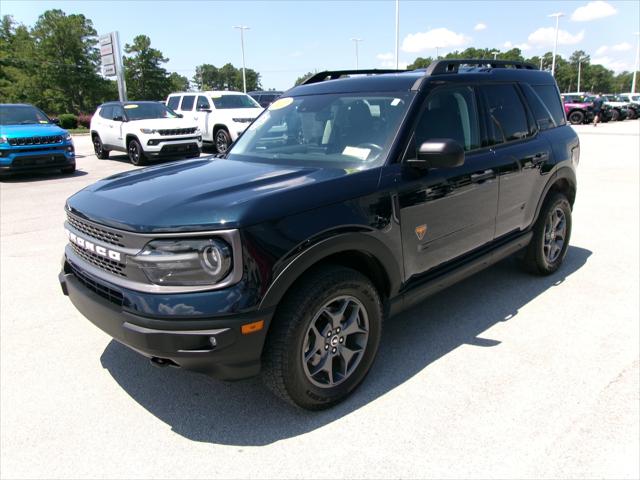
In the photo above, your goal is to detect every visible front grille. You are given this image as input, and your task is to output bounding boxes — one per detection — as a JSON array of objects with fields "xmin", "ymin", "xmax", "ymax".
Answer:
[
  {"xmin": 67, "ymin": 214, "xmax": 125, "ymax": 247},
  {"xmin": 8, "ymin": 135, "xmax": 64, "ymax": 146},
  {"xmin": 157, "ymin": 128, "xmax": 197, "ymax": 136},
  {"xmin": 160, "ymin": 143, "xmax": 199, "ymax": 154},
  {"xmin": 70, "ymin": 243, "xmax": 126, "ymax": 277},
  {"xmin": 69, "ymin": 261, "xmax": 124, "ymax": 306},
  {"xmin": 12, "ymin": 154, "xmax": 66, "ymax": 167}
]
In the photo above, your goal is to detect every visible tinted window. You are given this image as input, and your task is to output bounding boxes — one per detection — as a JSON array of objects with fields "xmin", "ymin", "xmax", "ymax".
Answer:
[
  {"xmin": 415, "ymin": 85, "xmax": 480, "ymax": 152},
  {"xmin": 123, "ymin": 103, "xmax": 179, "ymax": 120},
  {"xmin": 533, "ymin": 85, "xmax": 566, "ymax": 126},
  {"xmin": 167, "ymin": 96, "xmax": 180, "ymax": 110},
  {"xmin": 196, "ymin": 96, "xmax": 210, "ymax": 110},
  {"xmin": 180, "ymin": 95, "xmax": 195, "ymax": 111},
  {"xmin": 0, "ymin": 105, "xmax": 51, "ymax": 125},
  {"xmin": 521, "ymin": 84, "xmax": 556, "ymax": 131},
  {"xmin": 213, "ymin": 94, "xmax": 260, "ymax": 109},
  {"xmin": 112, "ymin": 106, "xmax": 125, "ymax": 120},
  {"xmin": 99, "ymin": 105, "xmax": 113, "ymax": 120},
  {"xmin": 483, "ymin": 84, "xmax": 530, "ymax": 144}
]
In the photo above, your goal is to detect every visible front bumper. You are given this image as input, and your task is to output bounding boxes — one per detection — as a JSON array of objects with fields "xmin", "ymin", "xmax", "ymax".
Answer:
[
  {"xmin": 144, "ymin": 136, "xmax": 202, "ymax": 158},
  {"xmin": 0, "ymin": 144, "xmax": 75, "ymax": 173},
  {"xmin": 59, "ymin": 260, "xmax": 273, "ymax": 380}
]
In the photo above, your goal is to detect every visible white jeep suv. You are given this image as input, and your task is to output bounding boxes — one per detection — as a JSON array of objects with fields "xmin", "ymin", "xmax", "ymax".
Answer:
[
  {"xmin": 166, "ymin": 91, "xmax": 263, "ymax": 153},
  {"xmin": 90, "ymin": 101, "xmax": 202, "ymax": 165}
]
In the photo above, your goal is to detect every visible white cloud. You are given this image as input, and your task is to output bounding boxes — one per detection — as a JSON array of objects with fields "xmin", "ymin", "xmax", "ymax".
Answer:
[
  {"xmin": 595, "ymin": 45, "xmax": 608, "ymax": 55},
  {"xmin": 571, "ymin": 1, "xmax": 617, "ymax": 21},
  {"xmin": 474, "ymin": 23, "xmax": 487, "ymax": 32},
  {"xmin": 503, "ymin": 41, "xmax": 531, "ymax": 51},
  {"xmin": 376, "ymin": 52, "xmax": 394, "ymax": 61},
  {"xmin": 612, "ymin": 42, "xmax": 631, "ymax": 51},
  {"xmin": 401, "ymin": 27, "xmax": 471, "ymax": 53},
  {"xmin": 591, "ymin": 56, "xmax": 632, "ymax": 72},
  {"xmin": 527, "ymin": 27, "xmax": 585, "ymax": 47}
]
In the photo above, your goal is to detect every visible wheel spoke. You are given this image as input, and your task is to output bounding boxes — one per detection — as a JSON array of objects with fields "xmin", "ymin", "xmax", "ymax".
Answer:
[
  {"xmin": 342, "ymin": 306, "xmax": 366, "ymax": 336},
  {"xmin": 323, "ymin": 298, "xmax": 351, "ymax": 327},
  {"xmin": 340, "ymin": 346, "xmax": 362, "ymax": 372}
]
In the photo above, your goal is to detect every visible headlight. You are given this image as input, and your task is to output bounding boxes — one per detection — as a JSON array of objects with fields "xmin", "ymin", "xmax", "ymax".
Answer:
[
  {"xmin": 64, "ymin": 133, "xmax": 72, "ymax": 141},
  {"xmin": 140, "ymin": 128, "xmax": 157, "ymax": 134},
  {"xmin": 131, "ymin": 238, "xmax": 232, "ymax": 286},
  {"xmin": 0, "ymin": 135, "xmax": 8, "ymax": 144}
]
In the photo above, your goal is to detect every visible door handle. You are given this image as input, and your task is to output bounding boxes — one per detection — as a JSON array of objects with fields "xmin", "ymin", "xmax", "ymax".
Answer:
[
  {"xmin": 532, "ymin": 152, "xmax": 549, "ymax": 164},
  {"xmin": 471, "ymin": 169, "xmax": 496, "ymax": 183}
]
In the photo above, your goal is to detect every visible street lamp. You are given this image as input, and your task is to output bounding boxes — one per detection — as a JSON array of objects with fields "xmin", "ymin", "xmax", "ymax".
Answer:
[
  {"xmin": 548, "ymin": 12, "xmax": 564, "ymax": 76},
  {"xmin": 632, "ymin": 32, "xmax": 640, "ymax": 94},
  {"xmin": 233, "ymin": 25, "xmax": 250, "ymax": 92},
  {"xmin": 395, "ymin": 0, "xmax": 400, "ymax": 69},
  {"xmin": 490, "ymin": 50, "xmax": 499, "ymax": 60},
  {"xmin": 577, "ymin": 56, "xmax": 586, "ymax": 93},
  {"xmin": 435, "ymin": 46, "xmax": 441, "ymax": 59},
  {"xmin": 351, "ymin": 38, "xmax": 363, "ymax": 70}
]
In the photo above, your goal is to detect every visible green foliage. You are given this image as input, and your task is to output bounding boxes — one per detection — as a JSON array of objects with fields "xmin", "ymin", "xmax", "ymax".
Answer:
[
  {"xmin": 58, "ymin": 113, "xmax": 78, "ymax": 129},
  {"xmin": 193, "ymin": 63, "xmax": 261, "ymax": 91},
  {"xmin": 294, "ymin": 71, "xmax": 316, "ymax": 86},
  {"xmin": 124, "ymin": 35, "xmax": 172, "ymax": 100},
  {"xmin": 168, "ymin": 72, "xmax": 189, "ymax": 92}
]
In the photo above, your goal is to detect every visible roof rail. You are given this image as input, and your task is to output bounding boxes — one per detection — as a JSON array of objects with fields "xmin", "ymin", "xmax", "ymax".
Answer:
[
  {"xmin": 301, "ymin": 69, "xmax": 406, "ymax": 85},
  {"xmin": 425, "ymin": 59, "xmax": 537, "ymax": 75}
]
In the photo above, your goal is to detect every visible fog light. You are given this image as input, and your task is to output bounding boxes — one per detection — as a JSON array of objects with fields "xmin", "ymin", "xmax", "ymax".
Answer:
[
  {"xmin": 209, "ymin": 336, "xmax": 217, "ymax": 347},
  {"xmin": 147, "ymin": 139, "xmax": 159, "ymax": 146}
]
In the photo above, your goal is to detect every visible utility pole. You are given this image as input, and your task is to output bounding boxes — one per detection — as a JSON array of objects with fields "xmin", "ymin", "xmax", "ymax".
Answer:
[
  {"xmin": 351, "ymin": 38, "xmax": 363, "ymax": 70},
  {"xmin": 577, "ymin": 56, "xmax": 585, "ymax": 93},
  {"xmin": 395, "ymin": 0, "xmax": 400, "ymax": 69},
  {"xmin": 632, "ymin": 32, "xmax": 640, "ymax": 93},
  {"xmin": 233, "ymin": 25, "xmax": 250, "ymax": 92},
  {"xmin": 435, "ymin": 46, "xmax": 440, "ymax": 59},
  {"xmin": 549, "ymin": 12, "xmax": 564, "ymax": 76}
]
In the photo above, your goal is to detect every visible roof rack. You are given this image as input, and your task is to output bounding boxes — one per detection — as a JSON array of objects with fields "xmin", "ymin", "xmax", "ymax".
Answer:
[
  {"xmin": 425, "ymin": 59, "xmax": 537, "ymax": 75},
  {"xmin": 301, "ymin": 69, "xmax": 406, "ymax": 85}
]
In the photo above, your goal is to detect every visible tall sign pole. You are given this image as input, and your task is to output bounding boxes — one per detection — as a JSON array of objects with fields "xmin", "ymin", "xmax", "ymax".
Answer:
[
  {"xmin": 395, "ymin": 0, "xmax": 400, "ymax": 70},
  {"xmin": 100, "ymin": 31, "xmax": 127, "ymax": 101}
]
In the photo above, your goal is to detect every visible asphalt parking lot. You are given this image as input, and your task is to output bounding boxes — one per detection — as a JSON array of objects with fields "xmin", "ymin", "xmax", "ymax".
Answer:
[{"xmin": 1, "ymin": 124, "xmax": 639, "ymax": 479}]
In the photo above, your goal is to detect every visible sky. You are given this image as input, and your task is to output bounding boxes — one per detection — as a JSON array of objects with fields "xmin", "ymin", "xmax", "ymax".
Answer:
[{"xmin": 2, "ymin": 0, "xmax": 639, "ymax": 90}]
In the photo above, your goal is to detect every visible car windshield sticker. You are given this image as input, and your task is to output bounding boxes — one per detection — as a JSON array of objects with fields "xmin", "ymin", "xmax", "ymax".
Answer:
[
  {"xmin": 343, "ymin": 146, "xmax": 370, "ymax": 161},
  {"xmin": 124, "ymin": 104, "xmax": 138, "ymax": 109},
  {"xmin": 269, "ymin": 97, "xmax": 293, "ymax": 110},
  {"xmin": 391, "ymin": 98, "xmax": 402, "ymax": 106}
]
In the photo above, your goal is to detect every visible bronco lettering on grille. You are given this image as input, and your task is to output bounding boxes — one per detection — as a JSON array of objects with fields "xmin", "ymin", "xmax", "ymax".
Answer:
[{"xmin": 65, "ymin": 229, "xmax": 122, "ymax": 262}]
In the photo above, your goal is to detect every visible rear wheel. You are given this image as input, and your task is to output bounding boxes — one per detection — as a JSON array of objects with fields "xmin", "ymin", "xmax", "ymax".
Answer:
[
  {"xmin": 214, "ymin": 128, "xmax": 231, "ymax": 154},
  {"xmin": 610, "ymin": 109, "xmax": 621, "ymax": 121},
  {"xmin": 92, "ymin": 134, "xmax": 109, "ymax": 159},
  {"xmin": 568, "ymin": 110, "xmax": 585, "ymax": 125},
  {"xmin": 522, "ymin": 193, "xmax": 572, "ymax": 275},
  {"xmin": 60, "ymin": 164, "xmax": 76, "ymax": 174},
  {"xmin": 127, "ymin": 139, "xmax": 147, "ymax": 166},
  {"xmin": 262, "ymin": 266, "xmax": 383, "ymax": 410}
]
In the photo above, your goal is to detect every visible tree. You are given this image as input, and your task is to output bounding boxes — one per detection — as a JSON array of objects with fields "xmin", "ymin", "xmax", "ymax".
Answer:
[
  {"xmin": 123, "ymin": 35, "xmax": 171, "ymax": 100},
  {"xmin": 168, "ymin": 72, "xmax": 189, "ymax": 92},
  {"xmin": 193, "ymin": 63, "xmax": 261, "ymax": 91},
  {"xmin": 294, "ymin": 71, "xmax": 316, "ymax": 86}
]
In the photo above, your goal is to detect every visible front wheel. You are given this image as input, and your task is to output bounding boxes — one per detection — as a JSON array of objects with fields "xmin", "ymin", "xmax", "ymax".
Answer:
[
  {"xmin": 214, "ymin": 128, "xmax": 231, "ymax": 154},
  {"xmin": 262, "ymin": 266, "xmax": 383, "ymax": 410},
  {"xmin": 568, "ymin": 110, "xmax": 585, "ymax": 125},
  {"xmin": 93, "ymin": 134, "xmax": 109, "ymax": 159},
  {"xmin": 128, "ymin": 139, "xmax": 147, "ymax": 166},
  {"xmin": 522, "ymin": 193, "xmax": 572, "ymax": 275},
  {"xmin": 610, "ymin": 109, "xmax": 621, "ymax": 121}
]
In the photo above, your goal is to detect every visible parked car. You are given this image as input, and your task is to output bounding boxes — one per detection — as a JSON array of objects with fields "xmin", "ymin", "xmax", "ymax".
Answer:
[
  {"xmin": 166, "ymin": 91, "xmax": 263, "ymax": 154},
  {"xmin": 60, "ymin": 60, "xmax": 578, "ymax": 410},
  {"xmin": 599, "ymin": 94, "xmax": 630, "ymax": 121},
  {"xmin": 561, "ymin": 95, "xmax": 595, "ymax": 124},
  {"xmin": 0, "ymin": 103, "xmax": 75, "ymax": 177},
  {"xmin": 618, "ymin": 92, "xmax": 640, "ymax": 103},
  {"xmin": 90, "ymin": 101, "xmax": 202, "ymax": 166},
  {"xmin": 603, "ymin": 94, "xmax": 638, "ymax": 120},
  {"xmin": 248, "ymin": 90, "xmax": 284, "ymax": 108}
]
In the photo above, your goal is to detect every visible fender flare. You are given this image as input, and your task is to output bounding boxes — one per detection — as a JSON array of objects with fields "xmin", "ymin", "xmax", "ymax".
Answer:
[
  {"xmin": 258, "ymin": 232, "xmax": 403, "ymax": 310},
  {"xmin": 531, "ymin": 166, "xmax": 577, "ymax": 226}
]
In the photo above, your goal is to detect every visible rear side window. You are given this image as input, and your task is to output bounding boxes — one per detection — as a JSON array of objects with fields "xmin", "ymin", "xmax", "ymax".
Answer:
[
  {"xmin": 532, "ymin": 85, "xmax": 566, "ymax": 126},
  {"xmin": 99, "ymin": 106, "xmax": 113, "ymax": 119},
  {"xmin": 521, "ymin": 84, "xmax": 556, "ymax": 131},
  {"xmin": 196, "ymin": 95, "xmax": 210, "ymax": 110},
  {"xmin": 482, "ymin": 84, "xmax": 531, "ymax": 144},
  {"xmin": 180, "ymin": 95, "xmax": 195, "ymax": 111},
  {"xmin": 167, "ymin": 96, "xmax": 180, "ymax": 110}
]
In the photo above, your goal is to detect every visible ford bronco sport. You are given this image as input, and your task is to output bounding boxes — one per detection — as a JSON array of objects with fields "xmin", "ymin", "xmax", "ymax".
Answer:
[{"xmin": 60, "ymin": 60, "xmax": 578, "ymax": 410}]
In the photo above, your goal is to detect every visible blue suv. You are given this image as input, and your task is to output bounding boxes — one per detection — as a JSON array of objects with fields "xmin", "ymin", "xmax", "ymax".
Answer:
[{"xmin": 0, "ymin": 104, "xmax": 75, "ymax": 177}]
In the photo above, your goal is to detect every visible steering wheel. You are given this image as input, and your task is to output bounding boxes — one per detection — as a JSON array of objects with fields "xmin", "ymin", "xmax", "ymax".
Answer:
[{"xmin": 355, "ymin": 143, "xmax": 383, "ymax": 161}]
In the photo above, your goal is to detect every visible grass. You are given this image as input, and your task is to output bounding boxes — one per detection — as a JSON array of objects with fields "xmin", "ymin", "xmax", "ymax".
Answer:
[{"xmin": 67, "ymin": 127, "xmax": 89, "ymax": 135}]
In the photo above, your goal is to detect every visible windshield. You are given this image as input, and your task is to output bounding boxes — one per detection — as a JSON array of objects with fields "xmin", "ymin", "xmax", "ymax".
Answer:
[
  {"xmin": 213, "ymin": 94, "xmax": 261, "ymax": 109},
  {"xmin": 632, "ymin": 95, "xmax": 640, "ymax": 102},
  {"xmin": 0, "ymin": 105, "xmax": 50, "ymax": 125},
  {"xmin": 124, "ymin": 103, "xmax": 179, "ymax": 120},
  {"xmin": 228, "ymin": 93, "xmax": 413, "ymax": 169}
]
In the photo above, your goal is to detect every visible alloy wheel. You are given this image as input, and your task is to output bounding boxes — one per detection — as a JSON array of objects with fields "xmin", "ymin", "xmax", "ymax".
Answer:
[{"xmin": 543, "ymin": 207, "xmax": 566, "ymax": 263}]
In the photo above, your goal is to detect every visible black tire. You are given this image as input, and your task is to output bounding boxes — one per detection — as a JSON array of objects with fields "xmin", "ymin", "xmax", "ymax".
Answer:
[
  {"xmin": 610, "ymin": 109, "xmax": 620, "ymax": 121},
  {"xmin": 127, "ymin": 138, "xmax": 147, "ymax": 166},
  {"xmin": 92, "ymin": 134, "xmax": 109, "ymax": 159},
  {"xmin": 568, "ymin": 110, "xmax": 585, "ymax": 125},
  {"xmin": 522, "ymin": 193, "xmax": 572, "ymax": 275},
  {"xmin": 214, "ymin": 128, "xmax": 231, "ymax": 154},
  {"xmin": 262, "ymin": 265, "xmax": 383, "ymax": 410},
  {"xmin": 60, "ymin": 164, "xmax": 76, "ymax": 174},
  {"xmin": 627, "ymin": 108, "xmax": 637, "ymax": 120}
]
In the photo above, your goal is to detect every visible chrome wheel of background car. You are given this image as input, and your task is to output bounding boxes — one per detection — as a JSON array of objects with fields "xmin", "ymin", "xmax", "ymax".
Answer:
[
  {"xmin": 215, "ymin": 129, "xmax": 230, "ymax": 153},
  {"xmin": 543, "ymin": 207, "xmax": 566, "ymax": 264},
  {"xmin": 301, "ymin": 295, "xmax": 369, "ymax": 388}
]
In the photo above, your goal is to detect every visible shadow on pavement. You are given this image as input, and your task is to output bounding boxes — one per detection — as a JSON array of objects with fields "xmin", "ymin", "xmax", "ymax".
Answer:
[
  {"xmin": 0, "ymin": 168, "xmax": 88, "ymax": 183},
  {"xmin": 100, "ymin": 245, "xmax": 592, "ymax": 446}
]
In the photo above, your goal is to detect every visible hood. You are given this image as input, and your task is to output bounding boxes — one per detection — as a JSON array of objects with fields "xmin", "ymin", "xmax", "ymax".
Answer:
[
  {"xmin": 128, "ymin": 117, "xmax": 198, "ymax": 129},
  {"xmin": 0, "ymin": 123, "xmax": 67, "ymax": 137},
  {"xmin": 66, "ymin": 157, "xmax": 380, "ymax": 233}
]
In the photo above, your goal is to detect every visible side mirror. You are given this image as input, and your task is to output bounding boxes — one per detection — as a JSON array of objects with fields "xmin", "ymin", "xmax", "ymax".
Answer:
[
  {"xmin": 51, "ymin": 118, "xmax": 60, "ymax": 125},
  {"xmin": 176, "ymin": 113, "xmax": 184, "ymax": 118},
  {"xmin": 113, "ymin": 115, "xmax": 125, "ymax": 122},
  {"xmin": 407, "ymin": 139, "xmax": 465, "ymax": 169}
]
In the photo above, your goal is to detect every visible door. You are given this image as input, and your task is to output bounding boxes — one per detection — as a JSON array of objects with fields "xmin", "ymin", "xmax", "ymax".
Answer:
[
  {"xmin": 106, "ymin": 105, "xmax": 126, "ymax": 150},
  {"xmin": 398, "ymin": 85, "xmax": 500, "ymax": 280},
  {"xmin": 480, "ymin": 83, "xmax": 551, "ymax": 237},
  {"xmin": 195, "ymin": 95, "xmax": 213, "ymax": 141}
]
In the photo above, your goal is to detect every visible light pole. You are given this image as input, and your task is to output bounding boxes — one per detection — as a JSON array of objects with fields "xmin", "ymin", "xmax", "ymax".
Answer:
[
  {"xmin": 395, "ymin": 0, "xmax": 400, "ymax": 69},
  {"xmin": 490, "ymin": 50, "xmax": 499, "ymax": 60},
  {"xmin": 548, "ymin": 12, "xmax": 564, "ymax": 76},
  {"xmin": 540, "ymin": 57, "xmax": 544, "ymax": 70},
  {"xmin": 577, "ymin": 56, "xmax": 586, "ymax": 93},
  {"xmin": 233, "ymin": 25, "xmax": 250, "ymax": 92},
  {"xmin": 435, "ymin": 46, "xmax": 440, "ymax": 59},
  {"xmin": 632, "ymin": 32, "xmax": 640, "ymax": 94},
  {"xmin": 351, "ymin": 38, "xmax": 363, "ymax": 70}
]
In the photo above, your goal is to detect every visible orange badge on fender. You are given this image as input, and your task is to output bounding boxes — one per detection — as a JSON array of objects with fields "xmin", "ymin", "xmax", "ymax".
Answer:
[{"xmin": 415, "ymin": 224, "xmax": 427, "ymax": 240}]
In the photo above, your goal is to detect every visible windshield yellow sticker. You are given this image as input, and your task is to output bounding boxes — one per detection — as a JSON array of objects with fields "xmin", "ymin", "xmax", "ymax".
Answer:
[
  {"xmin": 211, "ymin": 93, "xmax": 222, "ymax": 98},
  {"xmin": 269, "ymin": 97, "xmax": 293, "ymax": 110},
  {"xmin": 124, "ymin": 104, "xmax": 138, "ymax": 109},
  {"xmin": 39, "ymin": 120, "xmax": 48, "ymax": 123}
]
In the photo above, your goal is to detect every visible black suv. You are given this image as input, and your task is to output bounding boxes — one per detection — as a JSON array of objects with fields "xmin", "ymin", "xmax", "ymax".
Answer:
[{"xmin": 59, "ymin": 60, "xmax": 578, "ymax": 410}]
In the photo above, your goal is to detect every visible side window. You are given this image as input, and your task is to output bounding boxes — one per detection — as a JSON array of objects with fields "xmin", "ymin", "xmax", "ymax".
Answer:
[
  {"xmin": 112, "ymin": 106, "xmax": 125, "ymax": 121},
  {"xmin": 99, "ymin": 105, "xmax": 112, "ymax": 119},
  {"xmin": 415, "ymin": 85, "xmax": 480, "ymax": 152},
  {"xmin": 521, "ymin": 84, "xmax": 556, "ymax": 131},
  {"xmin": 532, "ymin": 85, "xmax": 566, "ymax": 127},
  {"xmin": 196, "ymin": 95, "xmax": 210, "ymax": 110},
  {"xmin": 167, "ymin": 96, "xmax": 180, "ymax": 110},
  {"xmin": 180, "ymin": 95, "xmax": 195, "ymax": 111},
  {"xmin": 482, "ymin": 84, "xmax": 531, "ymax": 144}
]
